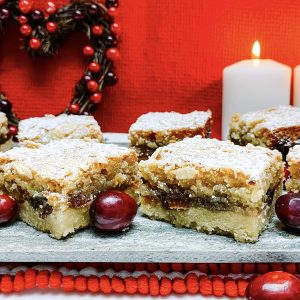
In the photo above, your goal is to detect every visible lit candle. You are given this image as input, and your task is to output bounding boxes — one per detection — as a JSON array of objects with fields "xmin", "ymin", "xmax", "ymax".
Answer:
[{"xmin": 222, "ymin": 41, "xmax": 291, "ymax": 140}]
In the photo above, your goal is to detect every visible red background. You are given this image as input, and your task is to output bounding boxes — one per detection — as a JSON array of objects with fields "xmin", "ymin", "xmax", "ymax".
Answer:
[{"xmin": 1, "ymin": 0, "xmax": 300, "ymax": 139}]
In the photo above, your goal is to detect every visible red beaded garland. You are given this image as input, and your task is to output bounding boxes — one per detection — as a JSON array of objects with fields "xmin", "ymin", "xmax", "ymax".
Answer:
[
  {"xmin": 106, "ymin": 47, "xmax": 120, "ymax": 61},
  {"xmin": 46, "ymin": 21, "xmax": 58, "ymax": 33},
  {"xmin": 19, "ymin": 0, "xmax": 33, "ymax": 14},
  {"xmin": 18, "ymin": 15, "xmax": 28, "ymax": 24},
  {"xmin": 20, "ymin": 24, "xmax": 32, "ymax": 37},
  {"xmin": 92, "ymin": 25, "xmax": 103, "ymax": 36},
  {"xmin": 88, "ymin": 62, "xmax": 100, "ymax": 73},
  {"xmin": 68, "ymin": 103, "xmax": 80, "ymax": 114},
  {"xmin": 8, "ymin": 125, "xmax": 18, "ymax": 136},
  {"xmin": 111, "ymin": 23, "xmax": 121, "ymax": 35},
  {"xmin": 108, "ymin": 7, "xmax": 118, "ymax": 18},
  {"xmin": 83, "ymin": 46, "xmax": 95, "ymax": 57},
  {"xmin": 29, "ymin": 38, "xmax": 41, "ymax": 50},
  {"xmin": 87, "ymin": 80, "xmax": 99, "ymax": 92},
  {"xmin": 90, "ymin": 92, "xmax": 102, "ymax": 104},
  {"xmin": 46, "ymin": 1, "xmax": 56, "ymax": 15}
]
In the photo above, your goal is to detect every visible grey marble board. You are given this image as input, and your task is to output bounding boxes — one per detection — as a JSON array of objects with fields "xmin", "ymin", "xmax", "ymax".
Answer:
[{"xmin": 0, "ymin": 211, "xmax": 299, "ymax": 263}]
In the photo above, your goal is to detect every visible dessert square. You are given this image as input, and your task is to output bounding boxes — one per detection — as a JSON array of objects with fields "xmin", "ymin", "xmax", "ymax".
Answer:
[
  {"xmin": 18, "ymin": 114, "xmax": 103, "ymax": 145},
  {"xmin": 0, "ymin": 139, "xmax": 139, "ymax": 239},
  {"xmin": 0, "ymin": 112, "xmax": 13, "ymax": 152},
  {"xmin": 129, "ymin": 110, "xmax": 212, "ymax": 160},
  {"xmin": 139, "ymin": 136, "xmax": 283, "ymax": 243},
  {"xmin": 229, "ymin": 106, "xmax": 300, "ymax": 158},
  {"xmin": 286, "ymin": 145, "xmax": 300, "ymax": 192}
]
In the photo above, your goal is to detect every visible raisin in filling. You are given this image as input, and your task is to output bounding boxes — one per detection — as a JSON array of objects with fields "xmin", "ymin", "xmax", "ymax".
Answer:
[
  {"xmin": 147, "ymin": 184, "xmax": 276, "ymax": 212},
  {"xmin": 29, "ymin": 196, "xmax": 53, "ymax": 219}
]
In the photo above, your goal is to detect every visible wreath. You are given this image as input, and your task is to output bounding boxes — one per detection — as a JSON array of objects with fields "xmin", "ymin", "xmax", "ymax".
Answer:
[{"xmin": 0, "ymin": 0, "xmax": 120, "ymax": 136}]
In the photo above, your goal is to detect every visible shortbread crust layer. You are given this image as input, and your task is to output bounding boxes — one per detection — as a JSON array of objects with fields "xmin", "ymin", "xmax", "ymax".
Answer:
[
  {"xmin": 129, "ymin": 111, "xmax": 212, "ymax": 160},
  {"xmin": 229, "ymin": 106, "xmax": 300, "ymax": 157},
  {"xmin": 139, "ymin": 137, "xmax": 283, "ymax": 242},
  {"xmin": 0, "ymin": 140, "xmax": 140, "ymax": 239}
]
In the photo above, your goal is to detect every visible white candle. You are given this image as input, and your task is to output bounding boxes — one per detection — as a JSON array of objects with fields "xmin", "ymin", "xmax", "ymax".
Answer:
[
  {"xmin": 222, "ymin": 41, "xmax": 291, "ymax": 140},
  {"xmin": 293, "ymin": 65, "xmax": 300, "ymax": 107}
]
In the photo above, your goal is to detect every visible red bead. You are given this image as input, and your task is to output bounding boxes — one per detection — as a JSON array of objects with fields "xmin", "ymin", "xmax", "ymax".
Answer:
[
  {"xmin": 19, "ymin": 0, "xmax": 33, "ymax": 14},
  {"xmin": 107, "ymin": 7, "xmax": 118, "ymax": 18},
  {"xmin": 46, "ymin": 1, "xmax": 56, "ymax": 15},
  {"xmin": 29, "ymin": 38, "xmax": 41, "ymax": 50},
  {"xmin": 8, "ymin": 125, "xmax": 18, "ymax": 136},
  {"xmin": 18, "ymin": 15, "xmax": 28, "ymax": 24},
  {"xmin": 246, "ymin": 271, "xmax": 300, "ymax": 300},
  {"xmin": 90, "ymin": 191, "xmax": 137, "ymax": 233},
  {"xmin": 90, "ymin": 92, "xmax": 102, "ymax": 104},
  {"xmin": 111, "ymin": 23, "xmax": 121, "ymax": 35},
  {"xmin": 46, "ymin": 21, "xmax": 58, "ymax": 33},
  {"xmin": 106, "ymin": 48, "xmax": 120, "ymax": 61},
  {"xmin": 92, "ymin": 25, "xmax": 103, "ymax": 36},
  {"xmin": 0, "ymin": 194, "xmax": 17, "ymax": 224},
  {"xmin": 88, "ymin": 62, "xmax": 100, "ymax": 73},
  {"xmin": 83, "ymin": 46, "xmax": 95, "ymax": 57},
  {"xmin": 68, "ymin": 103, "xmax": 80, "ymax": 114},
  {"xmin": 87, "ymin": 80, "xmax": 99, "ymax": 92},
  {"xmin": 20, "ymin": 24, "xmax": 32, "ymax": 37}
]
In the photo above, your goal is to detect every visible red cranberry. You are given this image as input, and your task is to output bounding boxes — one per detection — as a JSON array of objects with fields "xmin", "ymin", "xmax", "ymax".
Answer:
[
  {"xmin": 246, "ymin": 271, "xmax": 300, "ymax": 300},
  {"xmin": 275, "ymin": 193, "xmax": 300, "ymax": 230},
  {"xmin": 0, "ymin": 8, "xmax": 10, "ymax": 21},
  {"xmin": 0, "ymin": 194, "xmax": 17, "ymax": 224},
  {"xmin": 90, "ymin": 191, "xmax": 137, "ymax": 233},
  {"xmin": 31, "ymin": 9, "xmax": 44, "ymax": 22}
]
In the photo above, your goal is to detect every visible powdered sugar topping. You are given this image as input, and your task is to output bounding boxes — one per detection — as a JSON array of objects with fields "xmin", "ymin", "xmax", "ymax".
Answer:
[{"xmin": 129, "ymin": 110, "xmax": 211, "ymax": 132}]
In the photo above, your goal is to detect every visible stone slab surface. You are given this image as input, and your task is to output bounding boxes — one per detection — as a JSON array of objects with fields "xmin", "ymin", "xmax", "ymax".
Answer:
[{"xmin": 0, "ymin": 212, "xmax": 299, "ymax": 263}]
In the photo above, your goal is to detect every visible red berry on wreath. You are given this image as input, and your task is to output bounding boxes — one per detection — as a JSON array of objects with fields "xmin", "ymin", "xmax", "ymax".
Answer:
[
  {"xmin": 68, "ymin": 103, "xmax": 80, "ymax": 114},
  {"xmin": 0, "ymin": 99, "xmax": 12, "ymax": 113},
  {"xmin": 246, "ymin": 271, "xmax": 300, "ymax": 300},
  {"xmin": 83, "ymin": 46, "xmax": 95, "ymax": 57},
  {"xmin": 18, "ymin": 15, "xmax": 28, "ymax": 24},
  {"xmin": 111, "ymin": 23, "xmax": 121, "ymax": 35},
  {"xmin": 87, "ymin": 80, "xmax": 99, "ymax": 92},
  {"xmin": 90, "ymin": 92, "xmax": 102, "ymax": 104},
  {"xmin": 108, "ymin": 7, "xmax": 118, "ymax": 18},
  {"xmin": 92, "ymin": 25, "xmax": 103, "ymax": 36},
  {"xmin": 90, "ymin": 191, "xmax": 137, "ymax": 233},
  {"xmin": 31, "ymin": 9, "xmax": 44, "ymax": 22},
  {"xmin": 88, "ymin": 3, "xmax": 100, "ymax": 15},
  {"xmin": 0, "ymin": 8, "xmax": 10, "ymax": 21},
  {"xmin": 73, "ymin": 9, "xmax": 84, "ymax": 21},
  {"xmin": 0, "ymin": 194, "xmax": 17, "ymax": 224},
  {"xmin": 20, "ymin": 24, "xmax": 32, "ymax": 37},
  {"xmin": 106, "ymin": 48, "xmax": 120, "ymax": 61},
  {"xmin": 29, "ymin": 38, "xmax": 41, "ymax": 50},
  {"xmin": 105, "ymin": 71, "xmax": 118, "ymax": 85},
  {"xmin": 8, "ymin": 125, "xmax": 18, "ymax": 136},
  {"xmin": 105, "ymin": 0, "xmax": 119, "ymax": 9},
  {"xmin": 19, "ymin": 0, "xmax": 33, "ymax": 14},
  {"xmin": 88, "ymin": 62, "xmax": 100, "ymax": 73},
  {"xmin": 46, "ymin": 1, "xmax": 56, "ymax": 15},
  {"xmin": 46, "ymin": 21, "xmax": 58, "ymax": 33}
]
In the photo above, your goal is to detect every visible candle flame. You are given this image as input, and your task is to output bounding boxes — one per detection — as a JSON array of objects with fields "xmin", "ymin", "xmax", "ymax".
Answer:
[{"xmin": 251, "ymin": 41, "xmax": 260, "ymax": 59}]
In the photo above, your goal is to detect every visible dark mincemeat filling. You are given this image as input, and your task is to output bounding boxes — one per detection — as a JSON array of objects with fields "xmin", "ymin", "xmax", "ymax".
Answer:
[
  {"xmin": 274, "ymin": 139, "xmax": 300, "ymax": 160},
  {"xmin": 146, "ymin": 184, "xmax": 275, "ymax": 212}
]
